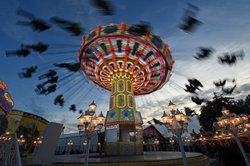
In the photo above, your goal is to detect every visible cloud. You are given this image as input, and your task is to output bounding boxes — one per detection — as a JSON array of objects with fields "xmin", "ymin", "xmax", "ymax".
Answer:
[{"xmin": 2, "ymin": 0, "xmax": 250, "ymax": 135}]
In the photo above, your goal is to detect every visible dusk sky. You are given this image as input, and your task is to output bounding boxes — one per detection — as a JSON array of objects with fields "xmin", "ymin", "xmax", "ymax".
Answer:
[{"xmin": 0, "ymin": 0, "xmax": 249, "ymax": 133}]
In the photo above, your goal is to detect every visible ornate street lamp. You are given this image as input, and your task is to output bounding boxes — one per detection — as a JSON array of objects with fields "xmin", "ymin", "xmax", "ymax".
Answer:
[
  {"xmin": 0, "ymin": 131, "xmax": 12, "ymax": 141},
  {"xmin": 33, "ymin": 137, "xmax": 42, "ymax": 146},
  {"xmin": 77, "ymin": 101, "xmax": 105, "ymax": 166},
  {"xmin": 67, "ymin": 139, "xmax": 74, "ymax": 146},
  {"xmin": 198, "ymin": 134, "xmax": 208, "ymax": 155},
  {"xmin": 154, "ymin": 139, "xmax": 160, "ymax": 151},
  {"xmin": 162, "ymin": 101, "xmax": 189, "ymax": 166},
  {"xmin": 169, "ymin": 137, "xmax": 175, "ymax": 151},
  {"xmin": 215, "ymin": 108, "xmax": 250, "ymax": 166},
  {"xmin": 17, "ymin": 135, "xmax": 26, "ymax": 145},
  {"xmin": 183, "ymin": 137, "xmax": 191, "ymax": 144},
  {"xmin": 183, "ymin": 136, "xmax": 191, "ymax": 152},
  {"xmin": 67, "ymin": 139, "xmax": 74, "ymax": 155}
]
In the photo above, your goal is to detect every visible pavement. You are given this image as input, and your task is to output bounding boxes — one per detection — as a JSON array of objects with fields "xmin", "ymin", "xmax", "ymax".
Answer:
[{"xmin": 52, "ymin": 151, "xmax": 203, "ymax": 163}]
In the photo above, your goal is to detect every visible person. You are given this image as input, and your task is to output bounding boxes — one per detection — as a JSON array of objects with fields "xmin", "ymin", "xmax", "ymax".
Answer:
[
  {"xmin": 35, "ymin": 84, "xmax": 57, "ymax": 95},
  {"xmin": 16, "ymin": 8, "xmax": 51, "ymax": 31},
  {"xmin": 44, "ymin": 84, "xmax": 57, "ymax": 95},
  {"xmin": 54, "ymin": 95, "xmax": 64, "ymax": 106},
  {"xmin": 91, "ymin": 0, "xmax": 114, "ymax": 15},
  {"xmin": 6, "ymin": 48, "xmax": 31, "ymax": 57},
  {"xmin": 35, "ymin": 84, "xmax": 46, "ymax": 95},
  {"xmin": 41, "ymin": 76, "xmax": 59, "ymax": 85},
  {"xmin": 69, "ymin": 104, "xmax": 76, "ymax": 112},
  {"xmin": 22, "ymin": 42, "xmax": 48, "ymax": 53},
  {"xmin": 38, "ymin": 70, "xmax": 57, "ymax": 80},
  {"xmin": 50, "ymin": 17, "xmax": 83, "ymax": 36},
  {"xmin": 53, "ymin": 62, "xmax": 80, "ymax": 72},
  {"xmin": 18, "ymin": 66, "xmax": 38, "ymax": 78}
]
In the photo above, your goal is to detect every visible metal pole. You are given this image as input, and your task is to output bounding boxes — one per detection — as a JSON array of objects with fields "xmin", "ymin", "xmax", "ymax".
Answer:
[
  {"xmin": 84, "ymin": 136, "xmax": 91, "ymax": 166},
  {"xmin": 3, "ymin": 140, "xmax": 7, "ymax": 166},
  {"xmin": 171, "ymin": 144, "xmax": 175, "ymax": 151},
  {"xmin": 233, "ymin": 133, "xmax": 250, "ymax": 166},
  {"xmin": 203, "ymin": 142, "xmax": 208, "ymax": 155},
  {"xmin": 177, "ymin": 136, "xmax": 188, "ymax": 166},
  {"xmin": 13, "ymin": 134, "xmax": 22, "ymax": 166},
  {"xmin": 218, "ymin": 140, "xmax": 222, "ymax": 146}
]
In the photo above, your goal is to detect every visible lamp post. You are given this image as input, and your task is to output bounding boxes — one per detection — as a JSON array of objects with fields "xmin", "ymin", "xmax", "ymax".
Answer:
[
  {"xmin": 198, "ymin": 134, "xmax": 208, "ymax": 155},
  {"xmin": 67, "ymin": 139, "xmax": 74, "ymax": 155},
  {"xmin": 97, "ymin": 142, "xmax": 101, "ymax": 155},
  {"xmin": 77, "ymin": 101, "xmax": 105, "ymax": 166},
  {"xmin": 215, "ymin": 108, "xmax": 250, "ymax": 166},
  {"xmin": 33, "ymin": 136, "xmax": 43, "ymax": 156},
  {"xmin": 154, "ymin": 138, "xmax": 159, "ymax": 151},
  {"xmin": 33, "ymin": 136, "xmax": 43, "ymax": 146},
  {"xmin": 17, "ymin": 135, "xmax": 26, "ymax": 145},
  {"xmin": 213, "ymin": 131, "xmax": 223, "ymax": 146},
  {"xmin": 0, "ymin": 132, "xmax": 12, "ymax": 141},
  {"xmin": 183, "ymin": 136, "xmax": 191, "ymax": 152},
  {"xmin": 162, "ymin": 101, "xmax": 189, "ymax": 166},
  {"xmin": 169, "ymin": 137, "xmax": 175, "ymax": 151}
]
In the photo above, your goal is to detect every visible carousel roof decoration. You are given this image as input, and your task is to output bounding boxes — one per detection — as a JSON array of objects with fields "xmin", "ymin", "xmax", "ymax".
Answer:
[{"xmin": 78, "ymin": 23, "xmax": 174, "ymax": 95}]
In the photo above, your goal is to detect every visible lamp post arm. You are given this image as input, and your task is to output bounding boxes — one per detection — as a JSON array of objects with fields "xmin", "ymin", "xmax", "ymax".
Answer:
[{"xmin": 177, "ymin": 135, "xmax": 188, "ymax": 166}]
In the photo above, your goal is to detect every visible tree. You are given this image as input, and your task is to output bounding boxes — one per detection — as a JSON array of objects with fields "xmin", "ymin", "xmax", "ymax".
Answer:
[{"xmin": 199, "ymin": 94, "xmax": 250, "ymax": 132}]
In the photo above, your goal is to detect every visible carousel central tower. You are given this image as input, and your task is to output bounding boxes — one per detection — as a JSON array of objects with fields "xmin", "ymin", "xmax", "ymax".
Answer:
[{"xmin": 78, "ymin": 23, "xmax": 174, "ymax": 155}]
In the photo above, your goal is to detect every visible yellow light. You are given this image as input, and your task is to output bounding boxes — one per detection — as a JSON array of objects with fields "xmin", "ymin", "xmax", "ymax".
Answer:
[
  {"xmin": 84, "ymin": 114, "xmax": 92, "ymax": 123},
  {"xmin": 97, "ymin": 112, "xmax": 105, "ymax": 124},
  {"xmin": 245, "ymin": 123, "xmax": 250, "ymax": 128},
  {"xmin": 92, "ymin": 118, "xmax": 98, "ymax": 127},
  {"xmin": 222, "ymin": 108, "xmax": 230, "ymax": 115},
  {"xmin": 217, "ymin": 121, "xmax": 224, "ymax": 127},
  {"xmin": 88, "ymin": 101, "xmax": 97, "ymax": 112},
  {"xmin": 162, "ymin": 115, "xmax": 173, "ymax": 125},
  {"xmin": 78, "ymin": 114, "xmax": 85, "ymax": 124},
  {"xmin": 67, "ymin": 140, "xmax": 73, "ymax": 146},
  {"xmin": 175, "ymin": 114, "xmax": 187, "ymax": 123}
]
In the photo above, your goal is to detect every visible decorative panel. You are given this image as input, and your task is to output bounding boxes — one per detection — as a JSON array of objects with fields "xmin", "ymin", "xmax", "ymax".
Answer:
[
  {"xmin": 121, "ymin": 109, "xmax": 132, "ymax": 121},
  {"xmin": 117, "ymin": 94, "xmax": 125, "ymax": 107},
  {"xmin": 117, "ymin": 80, "xmax": 125, "ymax": 92}
]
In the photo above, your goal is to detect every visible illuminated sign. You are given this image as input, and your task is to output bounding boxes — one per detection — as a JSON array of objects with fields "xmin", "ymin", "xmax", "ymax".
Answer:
[
  {"xmin": 0, "ymin": 81, "xmax": 7, "ymax": 90},
  {"xmin": 0, "ymin": 81, "xmax": 14, "ymax": 114},
  {"xmin": 4, "ymin": 92, "xmax": 14, "ymax": 106}
]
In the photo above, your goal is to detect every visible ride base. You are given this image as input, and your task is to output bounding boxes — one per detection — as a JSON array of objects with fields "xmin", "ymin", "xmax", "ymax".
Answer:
[{"xmin": 48, "ymin": 152, "xmax": 210, "ymax": 166}]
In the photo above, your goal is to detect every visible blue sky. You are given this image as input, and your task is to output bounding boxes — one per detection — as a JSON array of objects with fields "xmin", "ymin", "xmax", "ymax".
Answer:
[{"xmin": 0, "ymin": 0, "xmax": 250, "ymax": 133}]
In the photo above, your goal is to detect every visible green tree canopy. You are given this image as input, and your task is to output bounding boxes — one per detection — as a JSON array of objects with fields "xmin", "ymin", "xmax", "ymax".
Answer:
[{"xmin": 199, "ymin": 94, "xmax": 250, "ymax": 132}]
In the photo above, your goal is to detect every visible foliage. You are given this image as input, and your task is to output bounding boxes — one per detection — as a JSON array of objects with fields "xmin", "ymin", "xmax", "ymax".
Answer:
[{"xmin": 199, "ymin": 94, "xmax": 250, "ymax": 132}]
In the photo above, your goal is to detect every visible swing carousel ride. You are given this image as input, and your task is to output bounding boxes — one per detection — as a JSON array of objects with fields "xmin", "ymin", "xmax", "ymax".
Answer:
[{"xmin": 78, "ymin": 22, "xmax": 174, "ymax": 155}]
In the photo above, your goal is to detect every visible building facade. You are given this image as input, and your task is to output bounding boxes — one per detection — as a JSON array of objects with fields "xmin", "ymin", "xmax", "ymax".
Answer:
[{"xmin": 55, "ymin": 132, "xmax": 102, "ymax": 155}]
